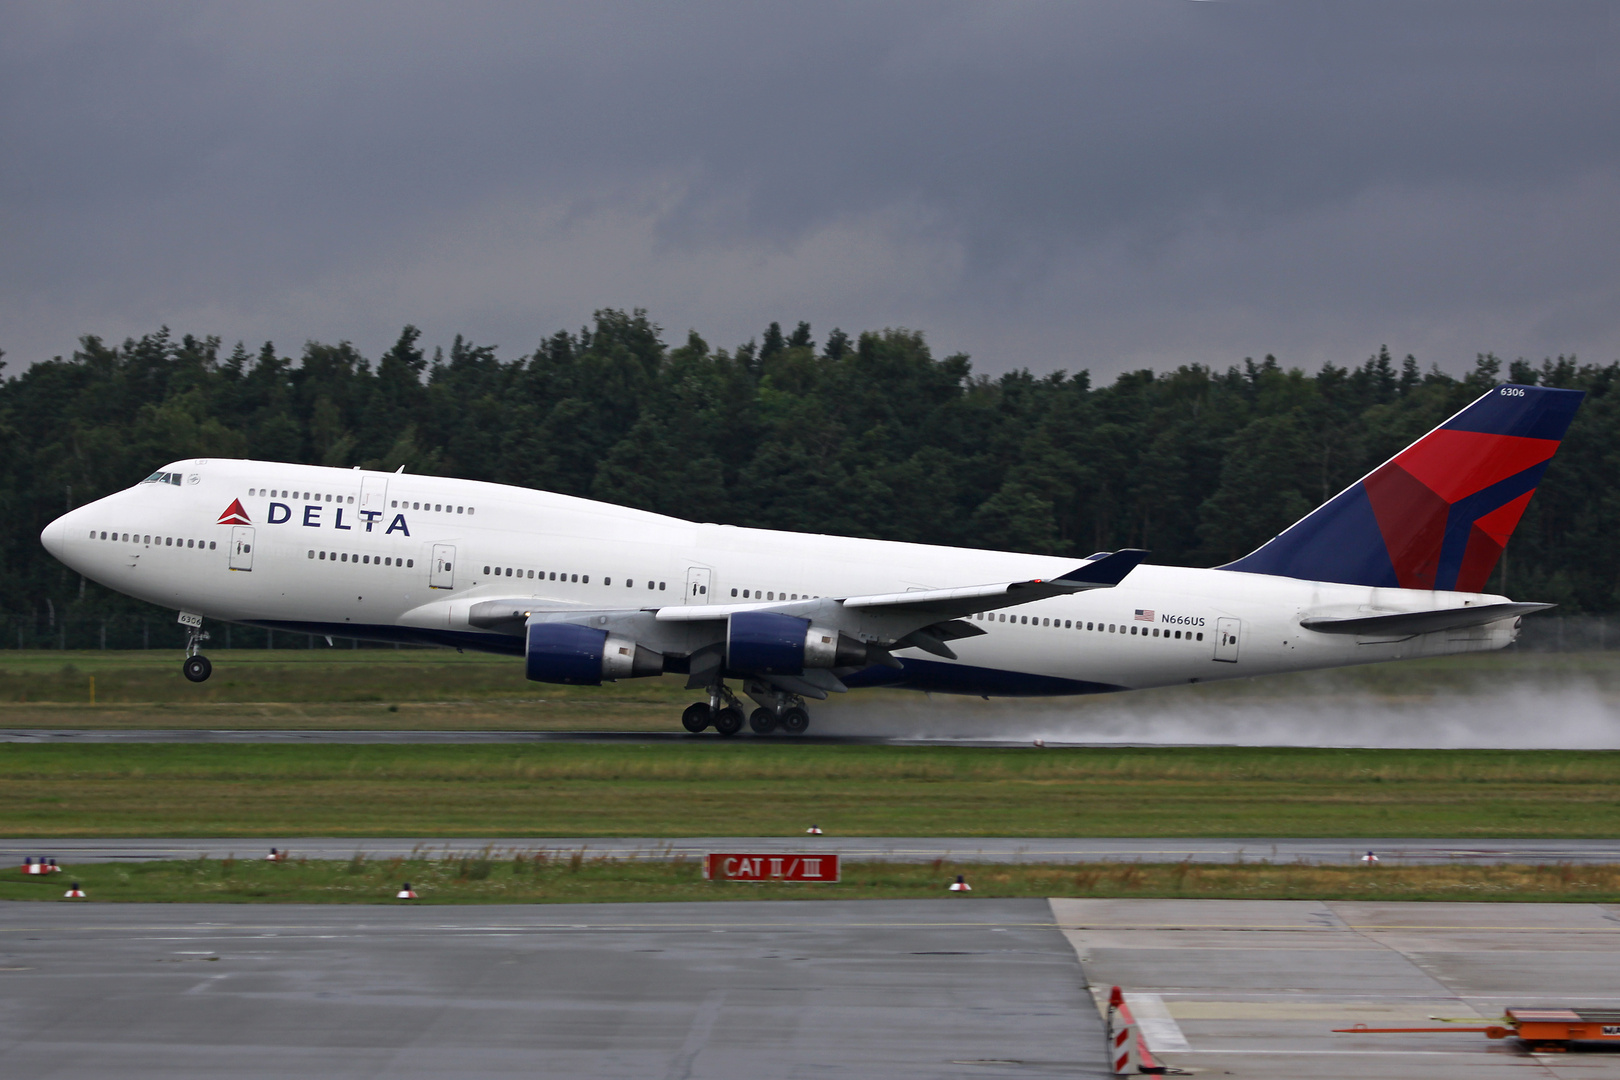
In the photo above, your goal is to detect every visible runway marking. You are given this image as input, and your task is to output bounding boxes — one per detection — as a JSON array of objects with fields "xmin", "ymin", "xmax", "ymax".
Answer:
[
  {"xmin": 184, "ymin": 975, "xmax": 229, "ymax": 994},
  {"xmin": 1123, "ymin": 992, "xmax": 1191, "ymax": 1052}
]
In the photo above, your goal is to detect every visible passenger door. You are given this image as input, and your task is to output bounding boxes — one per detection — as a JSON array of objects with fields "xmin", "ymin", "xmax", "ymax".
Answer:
[
  {"xmin": 359, "ymin": 476, "xmax": 390, "ymax": 523},
  {"xmin": 1213, "ymin": 617, "xmax": 1240, "ymax": 663},
  {"xmin": 685, "ymin": 566, "xmax": 712, "ymax": 604},
  {"xmin": 431, "ymin": 544, "xmax": 456, "ymax": 589},
  {"xmin": 430, "ymin": 550, "xmax": 456, "ymax": 592},
  {"xmin": 229, "ymin": 527, "xmax": 254, "ymax": 571}
]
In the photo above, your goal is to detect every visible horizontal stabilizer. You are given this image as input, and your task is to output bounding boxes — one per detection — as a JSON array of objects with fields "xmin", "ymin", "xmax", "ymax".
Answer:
[{"xmin": 1299, "ymin": 602, "xmax": 1552, "ymax": 636}]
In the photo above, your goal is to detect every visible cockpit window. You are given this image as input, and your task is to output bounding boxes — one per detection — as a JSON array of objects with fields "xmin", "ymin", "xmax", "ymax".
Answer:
[{"xmin": 142, "ymin": 471, "xmax": 183, "ymax": 486}]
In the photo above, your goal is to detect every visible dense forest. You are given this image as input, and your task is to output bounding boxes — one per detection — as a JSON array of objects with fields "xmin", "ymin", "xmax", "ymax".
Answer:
[{"xmin": 3, "ymin": 309, "xmax": 1618, "ymax": 646}]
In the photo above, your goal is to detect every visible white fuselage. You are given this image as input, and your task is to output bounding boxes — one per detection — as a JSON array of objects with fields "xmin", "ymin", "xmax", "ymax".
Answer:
[{"xmin": 41, "ymin": 459, "xmax": 1519, "ymax": 696}]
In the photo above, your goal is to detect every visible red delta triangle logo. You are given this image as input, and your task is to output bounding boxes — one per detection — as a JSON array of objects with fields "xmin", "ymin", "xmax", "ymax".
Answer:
[{"xmin": 217, "ymin": 499, "xmax": 251, "ymax": 526}]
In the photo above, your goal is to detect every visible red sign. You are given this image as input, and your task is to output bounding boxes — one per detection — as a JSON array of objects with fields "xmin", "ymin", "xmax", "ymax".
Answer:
[{"xmin": 704, "ymin": 852, "xmax": 840, "ymax": 882}]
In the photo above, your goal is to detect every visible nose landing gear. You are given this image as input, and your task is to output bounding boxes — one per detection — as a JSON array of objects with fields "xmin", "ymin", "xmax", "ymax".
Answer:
[{"xmin": 182, "ymin": 626, "xmax": 212, "ymax": 683}]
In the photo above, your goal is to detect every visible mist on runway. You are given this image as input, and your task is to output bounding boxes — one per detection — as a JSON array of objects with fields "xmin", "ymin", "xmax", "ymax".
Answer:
[{"xmin": 810, "ymin": 658, "xmax": 1620, "ymax": 749}]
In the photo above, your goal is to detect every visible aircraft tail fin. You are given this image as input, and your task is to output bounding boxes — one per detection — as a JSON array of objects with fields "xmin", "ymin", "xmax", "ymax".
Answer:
[{"xmin": 1220, "ymin": 383, "xmax": 1584, "ymax": 591}]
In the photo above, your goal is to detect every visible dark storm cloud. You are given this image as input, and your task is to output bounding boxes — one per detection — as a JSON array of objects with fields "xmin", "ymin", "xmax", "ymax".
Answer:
[{"xmin": 1, "ymin": 1, "xmax": 1617, "ymax": 376}]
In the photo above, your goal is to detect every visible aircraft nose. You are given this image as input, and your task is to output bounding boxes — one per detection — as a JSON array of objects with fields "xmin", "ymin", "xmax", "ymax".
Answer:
[{"xmin": 40, "ymin": 515, "xmax": 66, "ymax": 561}]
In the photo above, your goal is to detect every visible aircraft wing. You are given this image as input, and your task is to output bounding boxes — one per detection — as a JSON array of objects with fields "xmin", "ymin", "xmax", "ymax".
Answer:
[
  {"xmin": 1299, "ymin": 601, "xmax": 1551, "ymax": 636},
  {"xmin": 466, "ymin": 550, "xmax": 1146, "ymax": 685},
  {"xmin": 652, "ymin": 548, "xmax": 1149, "ymax": 625}
]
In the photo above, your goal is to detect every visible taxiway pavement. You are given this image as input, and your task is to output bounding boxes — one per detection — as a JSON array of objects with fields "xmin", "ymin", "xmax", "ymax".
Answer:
[
  {"xmin": 8, "ymin": 836, "xmax": 1620, "ymax": 866},
  {"xmin": 1058, "ymin": 898, "xmax": 1620, "ymax": 1078}
]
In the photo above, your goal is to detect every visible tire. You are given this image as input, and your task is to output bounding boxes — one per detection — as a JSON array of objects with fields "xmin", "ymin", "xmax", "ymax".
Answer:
[
  {"xmin": 713, "ymin": 707, "xmax": 744, "ymax": 737},
  {"xmin": 779, "ymin": 706, "xmax": 809, "ymax": 735},
  {"xmin": 182, "ymin": 655, "xmax": 213, "ymax": 683},
  {"xmin": 748, "ymin": 708, "xmax": 777, "ymax": 734},
  {"xmin": 681, "ymin": 703, "xmax": 711, "ymax": 733}
]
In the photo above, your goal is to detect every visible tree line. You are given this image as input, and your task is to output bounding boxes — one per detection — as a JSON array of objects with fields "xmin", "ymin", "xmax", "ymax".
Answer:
[{"xmin": 4, "ymin": 309, "xmax": 1617, "ymax": 644}]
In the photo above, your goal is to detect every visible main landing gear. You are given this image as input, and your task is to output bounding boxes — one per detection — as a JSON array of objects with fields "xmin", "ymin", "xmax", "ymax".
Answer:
[
  {"xmin": 680, "ymin": 682, "xmax": 811, "ymax": 737},
  {"xmin": 182, "ymin": 626, "xmax": 212, "ymax": 683}
]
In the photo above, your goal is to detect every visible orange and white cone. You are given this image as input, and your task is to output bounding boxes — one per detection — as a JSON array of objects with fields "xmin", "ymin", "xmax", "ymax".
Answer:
[
  {"xmin": 63, "ymin": 882, "xmax": 85, "ymax": 899},
  {"xmin": 1106, "ymin": 986, "xmax": 1164, "ymax": 1075},
  {"xmin": 805, "ymin": 826, "xmax": 823, "ymax": 835},
  {"xmin": 396, "ymin": 883, "xmax": 417, "ymax": 899},
  {"xmin": 948, "ymin": 875, "xmax": 972, "ymax": 892}
]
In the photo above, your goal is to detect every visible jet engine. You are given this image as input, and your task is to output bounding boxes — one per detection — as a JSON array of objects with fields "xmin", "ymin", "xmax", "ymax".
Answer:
[
  {"xmin": 525, "ymin": 622, "xmax": 664, "ymax": 685},
  {"xmin": 726, "ymin": 611, "xmax": 872, "ymax": 676}
]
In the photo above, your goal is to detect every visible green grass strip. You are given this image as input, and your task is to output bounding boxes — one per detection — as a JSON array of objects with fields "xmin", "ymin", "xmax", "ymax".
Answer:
[
  {"xmin": 4, "ymin": 743, "xmax": 1620, "ymax": 837},
  {"xmin": 8, "ymin": 855, "xmax": 1620, "ymax": 905}
]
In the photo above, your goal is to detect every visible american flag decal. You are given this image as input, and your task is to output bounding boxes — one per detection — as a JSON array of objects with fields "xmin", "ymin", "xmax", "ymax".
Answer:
[{"xmin": 1134, "ymin": 609, "xmax": 1155, "ymax": 622}]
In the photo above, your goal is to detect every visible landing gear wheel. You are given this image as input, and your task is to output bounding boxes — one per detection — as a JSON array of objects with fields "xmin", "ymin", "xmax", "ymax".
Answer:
[
  {"xmin": 182, "ymin": 655, "xmax": 213, "ymax": 683},
  {"xmin": 681, "ymin": 703, "xmax": 711, "ymax": 733},
  {"xmin": 748, "ymin": 708, "xmax": 777, "ymax": 734},
  {"xmin": 779, "ymin": 706, "xmax": 809, "ymax": 735},
  {"xmin": 713, "ymin": 707, "xmax": 744, "ymax": 737}
]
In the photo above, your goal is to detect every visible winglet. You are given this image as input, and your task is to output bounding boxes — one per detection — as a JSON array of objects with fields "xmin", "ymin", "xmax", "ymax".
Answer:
[{"xmin": 1058, "ymin": 549, "xmax": 1148, "ymax": 586}]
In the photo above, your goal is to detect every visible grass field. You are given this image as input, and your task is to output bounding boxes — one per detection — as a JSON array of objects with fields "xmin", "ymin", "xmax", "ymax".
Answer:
[
  {"xmin": 0, "ymin": 649, "xmax": 688, "ymax": 729},
  {"xmin": 4, "ymin": 742, "xmax": 1620, "ymax": 837},
  {"xmin": 0, "ymin": 648, "xmax": 1615, "ymax": 733},
  {"xmin": 1, "ymin": 649, "xmax": 1616, "ymax": 841},
  {"xmin": 8, "ymin": 852, "xmax": 1620, "ymax": 905}
]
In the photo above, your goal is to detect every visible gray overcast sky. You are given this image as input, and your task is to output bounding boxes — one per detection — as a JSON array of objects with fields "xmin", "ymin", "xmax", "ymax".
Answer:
[{"xmin": 3, "ymin": 1, "xmax": 1618, "ymax": 379}]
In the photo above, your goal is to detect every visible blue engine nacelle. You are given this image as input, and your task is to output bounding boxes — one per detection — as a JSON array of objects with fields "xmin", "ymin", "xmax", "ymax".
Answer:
[
  {"xmin": 526, "ymin": 622, "xmax": 664, "ymax": 685},
  {"xmin": 726, "ymin": 611, "xmax": 871, "ymax": 675}
]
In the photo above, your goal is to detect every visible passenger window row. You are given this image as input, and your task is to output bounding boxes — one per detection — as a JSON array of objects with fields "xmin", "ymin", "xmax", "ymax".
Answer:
[
  {"xmin": 394, "ymin": 500, "xmax": 472, "ymax": 514},
  {"xmin": 91, "ymin": 531, "xmax": 215, "ymax": 550},
  {"xmin": 971, "ymin": 611, "xmax": 1205, "ymax": 642},
  {"xmin": 729, "ymin": 588, "xmax": 816, "ymax": 601},
  {"xmin": 480, "ymin": 565, "xmax": 669, "ymax": 591},
  {"xmin": 252, "ymin": 488, "xmax": 352, "ymax": 504},
  {"xmin": 309, "ymin": 551, "xmax": 414, "ymax": 567}
]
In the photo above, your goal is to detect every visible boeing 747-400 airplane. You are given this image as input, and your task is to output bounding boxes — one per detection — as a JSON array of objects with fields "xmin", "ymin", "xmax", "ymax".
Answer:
[{"xmin": 40, "ymin": 383, "xmax": 1582, "ymax": 735}]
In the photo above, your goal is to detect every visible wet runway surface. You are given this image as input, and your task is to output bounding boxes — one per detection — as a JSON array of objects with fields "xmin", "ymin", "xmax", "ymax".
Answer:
[
  {"xmin": 0, "ymin": 728, "xmax": 1035, "ymax": 746},
  {"xmin": 9, "ymin": 835, "xmax": 1620, "ymax": 866},
  {"xmin": 0, "ymin": 898, "xmax": 1105, "ymax": 1079}
]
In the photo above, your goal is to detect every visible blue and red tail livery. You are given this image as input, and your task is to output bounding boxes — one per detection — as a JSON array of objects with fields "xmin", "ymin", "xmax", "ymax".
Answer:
[{"xmin": 1223, "ymin": 384, "xmax": 1584, "ymax": 591}]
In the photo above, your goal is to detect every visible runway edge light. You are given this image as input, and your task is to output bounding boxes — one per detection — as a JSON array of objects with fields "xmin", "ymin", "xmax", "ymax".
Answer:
[
  {"xmin": 948, "ymin": 875, "xmax": 971, "ymax": 892},
  {"xmin": 63, "ymin": 882, "xmax": 85, "ymax": 899},
  {"xmin": 396, "ymin": 882, "xmax": 417, "ymax": 899}
]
